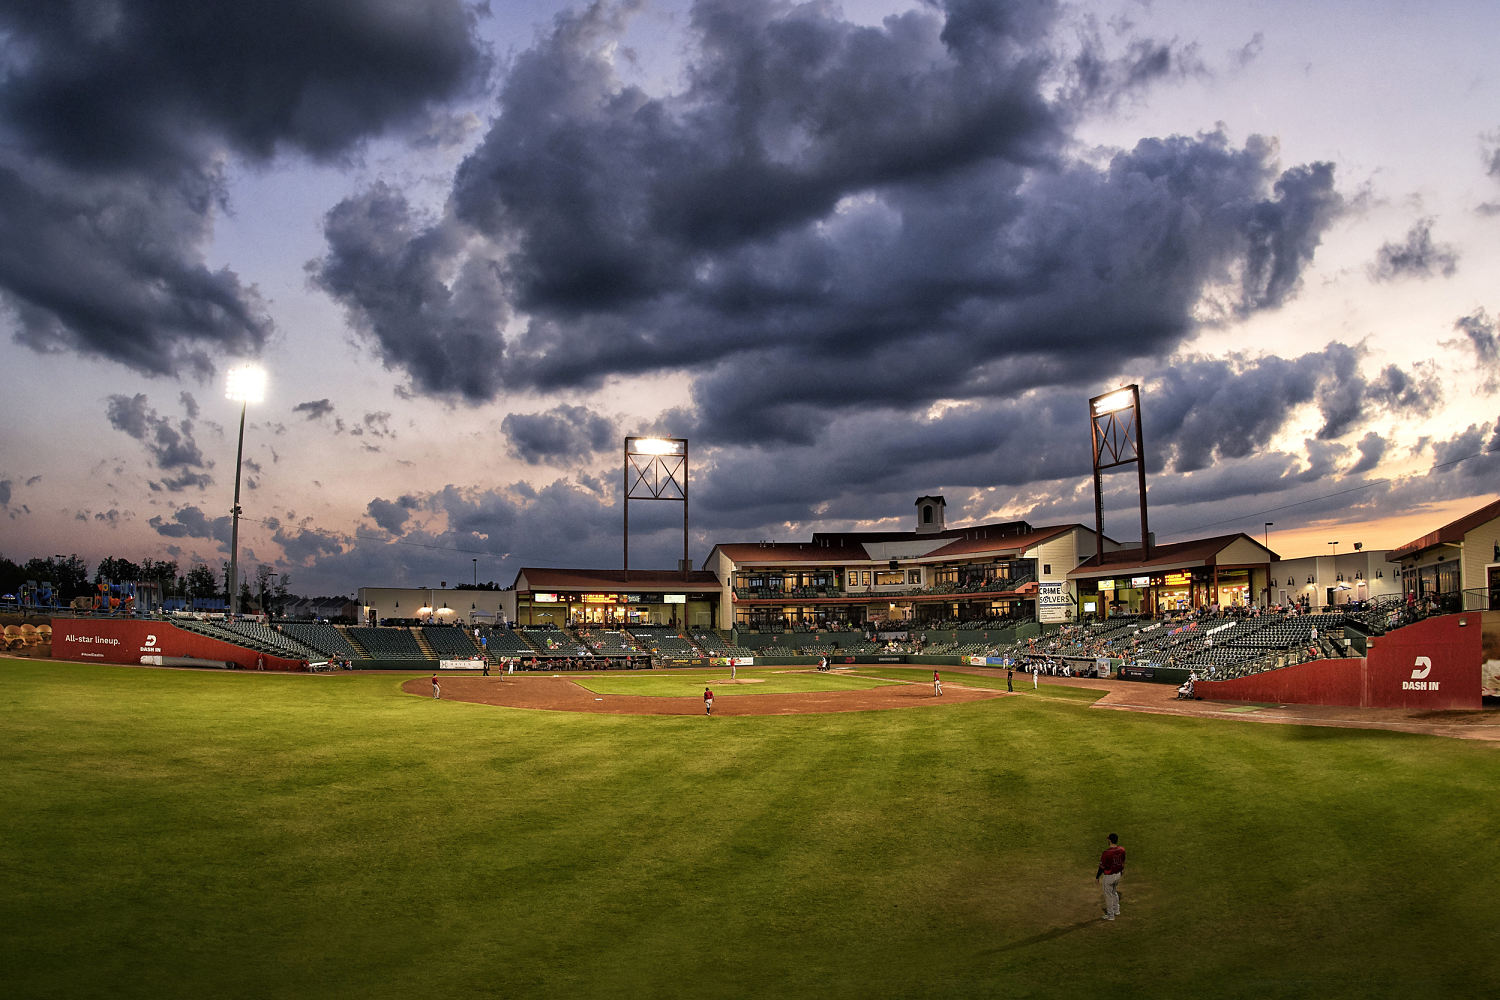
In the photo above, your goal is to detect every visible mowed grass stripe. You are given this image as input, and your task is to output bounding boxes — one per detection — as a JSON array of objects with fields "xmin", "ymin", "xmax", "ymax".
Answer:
[{"xmin": 2, "ymin": 659, "xmax": 1497, "ymax": 1000}]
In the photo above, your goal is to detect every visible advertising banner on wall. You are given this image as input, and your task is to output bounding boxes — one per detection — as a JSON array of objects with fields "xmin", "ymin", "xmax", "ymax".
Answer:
[
  {"xmin": 50, "ymin": 617, "xmax": 300, "ymax": 671},
  {"xmin": 1365, "ymin": 614, "xmax": 1480, "ymax": 710},
  {"xmin": 1037, "ymin": 582, "xmax": 1071, "ymax": 623}
]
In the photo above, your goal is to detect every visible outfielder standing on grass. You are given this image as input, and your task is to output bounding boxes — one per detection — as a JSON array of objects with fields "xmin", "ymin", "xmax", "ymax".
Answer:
[{"xmin": 1096, "ymin": 833, "xmax": 1126, "ymax": 921}]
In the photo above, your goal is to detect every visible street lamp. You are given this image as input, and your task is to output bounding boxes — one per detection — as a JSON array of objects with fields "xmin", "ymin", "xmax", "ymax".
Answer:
[{"xmin": 225, "ymin": 364, "xmax": 266, "ymax": 617}]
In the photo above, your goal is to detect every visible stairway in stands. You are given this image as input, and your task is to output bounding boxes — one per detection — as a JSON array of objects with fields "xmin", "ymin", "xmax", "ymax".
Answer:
[{"xmin": 337, "ymin": 626, "xmax": 370, "ymax": 660}]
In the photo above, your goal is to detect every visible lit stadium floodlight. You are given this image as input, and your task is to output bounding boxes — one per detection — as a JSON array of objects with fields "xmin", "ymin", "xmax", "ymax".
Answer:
[
  {"xmin": 1089, "ymin": 383, "xmax": 1151, "ymax": 567},
  {"xmin": 631, "ymin": 436, "xmax": 685, "ymax": 456},
  {"xmin": 225, "ymin": 364, "xmax": 267, "ymax": 405},
  {"xmin": 1091, "ymin": 387, "xmax": 1135, "ymax": 417},
  {"xmin": 623, "ymin": 435, "xmax": 690, "ymax": 581},
  {"xmin": 225, "ymin": 363, "xmax": 267, "ymax": 616}
]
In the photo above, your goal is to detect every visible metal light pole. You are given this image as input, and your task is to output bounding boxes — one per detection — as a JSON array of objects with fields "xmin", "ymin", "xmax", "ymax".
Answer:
[
  {"xmin": 1264, "ymin": 522, "xmax": 1273, "ymax": 549},
  {"xmin": 225, "ymin": 365, "xmax": 266, "ymax": 617},
  {"xmin": 623, "ymin": 436, "xmax": 690, "ymax": 581}
]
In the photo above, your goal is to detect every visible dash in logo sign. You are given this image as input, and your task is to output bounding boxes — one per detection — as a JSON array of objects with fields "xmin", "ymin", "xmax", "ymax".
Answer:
[{"xmin": 1404, "ymin": 656, "xmax": 1439, "ymax": 691}]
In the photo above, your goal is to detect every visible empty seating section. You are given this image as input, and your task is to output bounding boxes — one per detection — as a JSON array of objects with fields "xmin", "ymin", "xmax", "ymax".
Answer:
[
  {"xmin": 693, "ymin": 631, "xmax": 754, "ymax": 656},
  {"xmin": 346, "ymin": 626, "xmax": 425, "ymax": 660},
  {"xmin": 423, "ymin": 625, "xmax": 481, "ymax": 658},
  {"xmin": 174, "ymin": 618, "xmax": 288, "ymax": 657},
  {"xmin": 279, "ymin": 622, "xmax": 362, "ymax": 659},
  {"xmin": 221, "ymin": 621, "xmax": 321, "ymax": 660}
]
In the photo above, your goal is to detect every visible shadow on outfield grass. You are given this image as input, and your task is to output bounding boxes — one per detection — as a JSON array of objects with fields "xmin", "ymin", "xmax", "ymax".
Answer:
[{"xmin": 988, "ymin": 918, "xmax": 1097, "ymax": 954}]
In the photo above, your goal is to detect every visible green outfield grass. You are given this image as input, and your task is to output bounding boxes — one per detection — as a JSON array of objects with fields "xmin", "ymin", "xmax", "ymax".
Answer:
[
  {"xmin": 575, "ymin": 667, "xmax": 899, "ymax": 696},
  {"xmin": 3, "ymin": 657, "xmax": 1498, "ymax": 1000}
]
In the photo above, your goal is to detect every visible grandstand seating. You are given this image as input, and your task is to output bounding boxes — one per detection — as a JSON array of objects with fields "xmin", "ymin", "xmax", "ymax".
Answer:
[
  {"xmin": 480, "ymin": 626, "xmax": 533, "ymax": 655},
  {"xmin": 278, "ymin": 622, "xmax": 362, "ymax": 660},
  {"xmin": 221, "ymin": 621, "xmax": 322, "ymax": 660},
  {"xmin": 346, "ymin": 626, "xmax": 426, "ymax": 660},
  {"xmin": 423, "ymin": 625, "xmax": 482, "ymax": 658},
  {"xmin": 516, "ymin": 625, "xmax": 573, "ymax": 653},
  {"xmin": 629, "ymin": 626, "xmax": 697, "ymax": 656}
]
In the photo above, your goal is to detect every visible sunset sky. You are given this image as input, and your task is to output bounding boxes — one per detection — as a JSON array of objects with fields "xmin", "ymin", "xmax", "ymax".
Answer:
[{"xmin": 1, "ymin": 0, "xmax": 1497, "ymax": 596}]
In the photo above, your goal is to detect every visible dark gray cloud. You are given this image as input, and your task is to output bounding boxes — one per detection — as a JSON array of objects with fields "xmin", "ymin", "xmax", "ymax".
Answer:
[
  {"xmin": 294, "ymin": 399, "xmax": 336, "ymax": 420},
  {"xmin": 0, "ymin": 479, "xmax": 10, "ymax": 507},
  {"xmin": 1450, "ymin": 308, "xmax": 1500, "ymax": 391},
  {"xmin": 272, "ymin": 521, "xmax": 347, "ymax": 566},
  {"xmin": 315, "ymin": 0, "xmax": 1340, "ymax": 429},
  {"xmin": 1349, "ymin": 431, "xmax": 1387, "ymax": 475},
  {"xmin": 105, "ymin": 392, "xmax": 213, "ymax": 490},
  {"xmin": 1483, "ymin": 127, "xmax": 1500, "ymax": 179},
  {"xmin": 502, "ymin": 405, "xmax": 617, "ymax": 465},
  {"xmin": 366, "ymin": 497, "xmax": 415, "ymax": 535},
  {"xmin": 1369, "ymin": 218, "xmax": 1459, "ymax": 282},
  {"xmin": 0, "ymin": 0, "xmax": 486, "ymax": 377},
  {"xmin": 148, "ymin": 504, "xmax": 230, "ymax": 544}
]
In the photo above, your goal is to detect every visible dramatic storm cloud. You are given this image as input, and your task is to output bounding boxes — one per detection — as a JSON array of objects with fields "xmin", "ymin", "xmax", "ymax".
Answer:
[
  {"xmin": 0, "ymin": 0, "xmax": 486, "ymax": 377},
  {"xmin": 314, "ymin": 0, "xmax": 1340, "ymax": 440}
]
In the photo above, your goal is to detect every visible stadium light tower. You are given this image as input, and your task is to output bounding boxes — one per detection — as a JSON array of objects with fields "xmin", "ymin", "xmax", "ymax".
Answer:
[
  {"xmin": 225, "ymin": 364, "xmax": 266, "ymax": 616},
  {"xmin": 623, "ymin": 435, "xmax": 689, "ymax": 581},
  {"xmin": 1089, "ymin": 384, "xmax": 1150, "ymax": 564}
]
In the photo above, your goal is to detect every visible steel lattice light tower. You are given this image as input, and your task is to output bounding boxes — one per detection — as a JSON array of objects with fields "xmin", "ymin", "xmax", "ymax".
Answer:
[
  {"xmin": 1089, "ymin": 384, "xmax": 1151, "ymax": 564},
  {"xmin": 225, "ymin": 365, "xmax": 266, "ymax": 616},
  {"xmin": 623, "ymin": 436, "xmax": 689, "ymax": 581}
]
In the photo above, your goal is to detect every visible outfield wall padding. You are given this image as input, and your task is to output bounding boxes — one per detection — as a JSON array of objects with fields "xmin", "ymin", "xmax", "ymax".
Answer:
[{"xmin": 1196, "ymin": 614, "xmax": 1481, "ymax": 710}]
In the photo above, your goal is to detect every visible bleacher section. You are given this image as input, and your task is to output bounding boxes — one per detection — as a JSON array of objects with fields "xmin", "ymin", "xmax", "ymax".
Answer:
[
  {"xmin": 423, "ymin": 625, "xmax": 482, "ymax": 659},
  {"xmin": 346, "ymin": 626, "xmax": 425, "ymax": 660},
  {"xmin": 221, "ymin": 621, "xmax": 322, "ymax": 660},
  {"xmin": 516, "ymin": 625, "xmax": 574, "ymax": 654},
  {"xmin": 278, "ymin": 622, "xmax": 361, "ymax": 660},
  {"xmin": 692, "ymin": 631, "xmax": 754, "ymax": 657},
  {"xmin": 480, "ymin": 626, "xmax": 533, "ymax": 656},
  {"xmin": 629, "ymin": 626, "xmax": 698, "ymax": 657},
  {"xmin": 172, "ymin": 618, "xmax": 320, "ymax": 661}
]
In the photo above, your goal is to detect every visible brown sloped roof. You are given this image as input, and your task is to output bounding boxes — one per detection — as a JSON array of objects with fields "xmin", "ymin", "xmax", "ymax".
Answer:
[
  {"xmin": 919, "ymin": 524, "xmax": 1081, "ymax": 558},
  {"xmin": 708, "ymin": 542, "xmax": 871, "ymax": 565},
  {"xmin": 1387, "ymin": 496, "xmax": 1500, "ymax": 561},
  {"xmin": 1067, "ymin": 533, "xmax": 1261, "ymax": 578},
  {"xmin": 514, "ymin": 567, "xmax": 721, "ymax": 591}
]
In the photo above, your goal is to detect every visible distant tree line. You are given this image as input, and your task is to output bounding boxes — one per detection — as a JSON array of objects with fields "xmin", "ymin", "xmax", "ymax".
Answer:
[{"xmin": 0, "ymin": 553, "xmax": 291, "ymax": 614}]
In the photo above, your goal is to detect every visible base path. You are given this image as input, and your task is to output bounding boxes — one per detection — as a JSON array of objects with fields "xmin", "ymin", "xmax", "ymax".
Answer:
[{"xmin": 402, "ymin": 673, "xmax": 1005, "ymax": 716}]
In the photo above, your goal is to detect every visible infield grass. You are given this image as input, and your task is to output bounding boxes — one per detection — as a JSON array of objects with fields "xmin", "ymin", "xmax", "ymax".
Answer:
[{"xmin": 3, "ymin": 658, "xmax": 1497, "ymax": 1000}]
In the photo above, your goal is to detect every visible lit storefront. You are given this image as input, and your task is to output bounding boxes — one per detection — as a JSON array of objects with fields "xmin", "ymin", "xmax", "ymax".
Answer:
[
  {"xmin": 1070, "ymin": 534, "xmax": 1276, "ymax": 618},
  {"xmin": 509, "ymin": 569, "xmax": 722, "ymax": 629}
]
